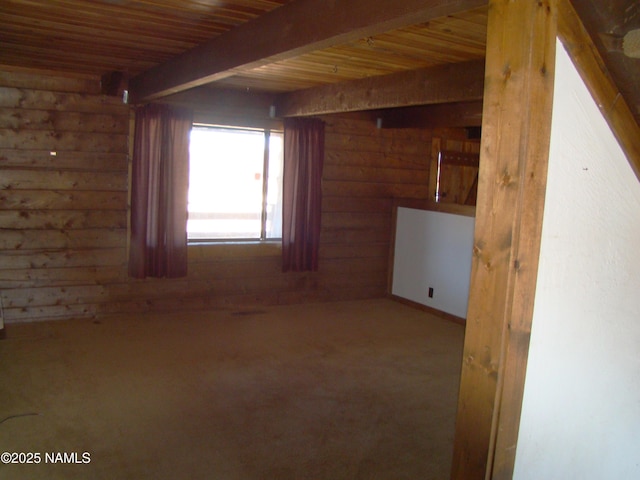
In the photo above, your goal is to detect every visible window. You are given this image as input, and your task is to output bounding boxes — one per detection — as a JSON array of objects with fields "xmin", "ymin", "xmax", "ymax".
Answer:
[{"xmin": 188, "ymin": 125, "xmax": 283, "ymax": 241}]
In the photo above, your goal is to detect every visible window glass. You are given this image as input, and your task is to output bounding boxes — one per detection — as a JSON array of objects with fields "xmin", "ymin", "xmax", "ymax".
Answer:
[
  {"xmin": 265, "ymin": 132, "xmax": 284, "ymax": 238},
  {"xmin": 188, "ymin": 126, "xmax": 282, "ymax": 241}
]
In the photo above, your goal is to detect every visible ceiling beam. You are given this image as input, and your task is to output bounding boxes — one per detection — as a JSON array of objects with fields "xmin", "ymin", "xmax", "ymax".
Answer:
[
  {"xmin": 377, "ymin": 101, "xmax": 484, "ymax": 128},
  {"xmin": 161, "ymin": 86, "xmax": 280, "ymax": 129},
  {"xmin": 128, "ymin": 0, "xmax": 487, "ymax": 103},
  {"xmin": 275, "ymin": 59, "xmax": 485, "ymax": 117}
]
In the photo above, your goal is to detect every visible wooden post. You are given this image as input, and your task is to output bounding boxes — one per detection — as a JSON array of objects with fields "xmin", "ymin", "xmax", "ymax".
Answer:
[{"xmin": 450, "ymin": 0, "xmax": 557, "ymax": 479}]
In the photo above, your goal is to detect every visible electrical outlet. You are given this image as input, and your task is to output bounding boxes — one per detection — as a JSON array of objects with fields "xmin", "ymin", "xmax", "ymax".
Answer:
[{"xmin": 428, "ymin": 287, "xmax": 434, "ymax": 298}]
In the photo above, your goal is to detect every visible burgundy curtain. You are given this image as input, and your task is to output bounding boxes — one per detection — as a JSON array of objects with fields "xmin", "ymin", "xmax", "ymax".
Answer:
[
  {"xmin": 129, "ymin": 104, "xmax": 193, "ymax": 278},
  {"xmin": 282, "ymin": 118, "xmax": 325, "ymax": 272}
]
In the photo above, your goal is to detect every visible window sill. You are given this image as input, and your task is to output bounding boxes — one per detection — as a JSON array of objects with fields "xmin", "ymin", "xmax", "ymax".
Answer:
[{"xmin": 188, "ymin": 239, "xmax": 281, "ymax": 246}]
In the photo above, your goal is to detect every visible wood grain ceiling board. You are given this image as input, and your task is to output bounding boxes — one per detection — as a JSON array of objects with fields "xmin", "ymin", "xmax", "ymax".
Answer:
[
  {"xmin": 1, "ymin": 0, "xmax": 635, "ymax": 127},
  {"xmin": 0, "ymin": 0, "xmax": 291, "ymax": 76},
  {"xmin": 213, "ymin": 6, "xmax": 488, "ymax": 92}
]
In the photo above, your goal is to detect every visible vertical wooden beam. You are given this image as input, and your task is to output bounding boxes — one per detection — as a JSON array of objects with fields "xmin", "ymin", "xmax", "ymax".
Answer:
[{"xmin": 451, "ymin": 1, "xmax": 557, "ymax": 479}]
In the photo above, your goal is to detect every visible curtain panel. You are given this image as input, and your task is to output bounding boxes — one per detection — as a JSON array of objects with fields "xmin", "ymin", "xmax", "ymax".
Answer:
[
  {"xmin": 129, "ymin": 104, "xmax": 193, "ymax": 279},
  {"xmin": 282, "ymin": 118, "xmax": 325, "ymax": 272}
]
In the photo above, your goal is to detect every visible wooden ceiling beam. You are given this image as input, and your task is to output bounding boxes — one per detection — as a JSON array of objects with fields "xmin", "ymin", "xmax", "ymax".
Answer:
[
  {"xmin": 128, "ymin": 0, "xmax": 487, "ymax": 103},
  {"xmin": 275, "ymin": 59, "xmax": 485, "ymax": 117},
  {"xmin": 161, "ymin": 86, "xmax": 281, "ymax": 129},
  {"xmin": 376, "ymin": 101, "xmax": 484, "ymax": 129}
]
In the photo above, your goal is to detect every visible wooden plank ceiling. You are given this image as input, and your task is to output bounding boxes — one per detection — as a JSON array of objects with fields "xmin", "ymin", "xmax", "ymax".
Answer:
[
  {"xmin": 214, "ymin": 8, "xmax": 488, "ymax": 93},
  {"xmin": 0, "ymin": 0, "xmax": 487, "ymax": 94},
  {"xmin": 0, "ymin": 0, "xmax": 637, "ymax": 124},
  {"xmin": 0, "ymin": 0, "xmax": 292, "ymax": 78}
]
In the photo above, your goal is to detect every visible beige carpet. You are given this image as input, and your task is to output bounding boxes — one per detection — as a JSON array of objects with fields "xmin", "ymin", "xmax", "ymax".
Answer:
[{"xmin": 0, "ymin": 299, "xmax": 464, "ymax": 479}]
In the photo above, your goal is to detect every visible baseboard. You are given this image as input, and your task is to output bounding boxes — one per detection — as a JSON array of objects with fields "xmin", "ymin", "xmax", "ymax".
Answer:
[{"xmin": 387, "ymin": 294, "xmax": 466, "ymax": 326}]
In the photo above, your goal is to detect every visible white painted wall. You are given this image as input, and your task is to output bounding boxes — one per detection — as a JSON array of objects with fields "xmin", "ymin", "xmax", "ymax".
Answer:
[
  {"xmin": 514, "ymin": 40, "xmax": 640, "ymax": 479},
  {"xmin": 392, "ymin": 208, "xmax": 474, "ymax": 318}
]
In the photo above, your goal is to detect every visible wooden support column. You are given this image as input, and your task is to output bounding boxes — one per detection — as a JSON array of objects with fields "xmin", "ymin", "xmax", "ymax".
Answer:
[{"xmin": 451, "ymin": 1, "xmax": 557, "ymax": 479}]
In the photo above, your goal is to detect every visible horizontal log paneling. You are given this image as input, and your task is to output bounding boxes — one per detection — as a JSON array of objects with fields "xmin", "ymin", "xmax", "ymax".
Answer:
[
  {"xmin": 1, "ymin": 170, "xmax": 127, "ymax": 191},
  {"xmin": 0, "ymin": 130, "xmax": 128, "ymax": 152},
  {"xmin": 0, "ymin": 210, "xmax": 126, "ymax": 230},
  {"xmin": 322, "ymin": 196, "xmax": 393, "ymax": 213},
  {"xmin": 0, "ymin": 70, "xmax": 101, "ymax": 93},
  {"xmin": 0, "ymin": 87, "xmax": 128, "ymax": 114},
  {"xmin": 323, "ymin": 164, "xmax": 429, "ymax": 184},
  {"xmin": 326, "ymin": 132, "xmax": 430, "ymax": 155},
  {"xmin": 1, "ymin": 248, "xmax": 125, "ymax": 270},
  {"xmin": 0, "ymin": 266, "xmax": 127, "ymax": 289},
  {"xmin": 317, "ymin": 116, "xmax": 425, "ymax": 301},
  {"xmin": 319, "ymin": 243, "xmax": 389, "ymax": 259},
  {"xmin": 323, "ymin": 181, "xmax": 430, "ymax": 199},
  {"xmin": 0, "ymin": 68, "xmax": 467, "ymax": 323},
  {"xmin": 320, "ymin": 227, "xmax": 389, "ymax": 245},
  {"xmin": 0, "ymin": 191, "xmax": 127, "ymax": 211},
  {"xmin": 325, "ymin": 151, "xmax": 429, "ymax": 169},
  {"xmin": 188, "ymin": 257, "xmax": 281, "ymax": 278},
  {"xmin": 187, "ymin": 242, "xmax": 280, "ymax": 262},
  {"xmin": 0, "ymin": 150, "xmax": 128, "ymax": 171},
  {"xmin": 0, "ymin": 229, "xmax": 125, "ymax": 250},
  {"xmin": 322, "ymin": 212, "xmax": 391, "ymax": 229},
  {"xmin": 0, "ymin": 108, "xmax": 130, "ymax": 134},
  {"xmin": 0, "ymin": 70, "xmax": 129, "ymax": 321}
]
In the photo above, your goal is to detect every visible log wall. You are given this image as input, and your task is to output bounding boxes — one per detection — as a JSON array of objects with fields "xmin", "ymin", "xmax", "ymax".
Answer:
[
  {"xmin": 0, "ymin": 71, "xmax": 129, "ymax": 322},
  {"xmin": 0, "ymin": 68, "xmax": 465, "ymax": 323}
]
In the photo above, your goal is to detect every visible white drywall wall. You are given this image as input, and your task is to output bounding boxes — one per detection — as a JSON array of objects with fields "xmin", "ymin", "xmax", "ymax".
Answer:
[
  {"xmin": 514, "ymin": 40, "xmax": 640, "ymax": 479},
  {"xmin": 392, "ymin": 208, "xmax": 474, "ymax": 318}
]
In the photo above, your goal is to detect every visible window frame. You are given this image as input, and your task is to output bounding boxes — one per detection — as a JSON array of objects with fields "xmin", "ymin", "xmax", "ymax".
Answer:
[{"xmin": 187, "ymin": 123, "xmax": 283, "ymax": 245}]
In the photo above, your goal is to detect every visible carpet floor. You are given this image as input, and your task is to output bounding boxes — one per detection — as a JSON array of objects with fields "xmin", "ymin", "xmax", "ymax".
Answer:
[{"xmin": 0, "ymin": 298, "xmax": 464, "ymax": 479}]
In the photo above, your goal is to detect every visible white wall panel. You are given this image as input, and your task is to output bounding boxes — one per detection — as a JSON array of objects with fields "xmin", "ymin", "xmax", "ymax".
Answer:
[
  {"xmin": 392, "ymin": 207, "xmax": 474, "ymax": 319},
  {"xmin": 514, "ymin": 40, "xmax": 640, "ymax": 479}
]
